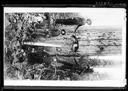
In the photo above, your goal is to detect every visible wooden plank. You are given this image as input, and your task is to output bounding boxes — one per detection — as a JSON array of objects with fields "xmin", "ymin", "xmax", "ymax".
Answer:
[{"xmin": 35, "ymin": 25, "xmax": 122, "ymax": 56}]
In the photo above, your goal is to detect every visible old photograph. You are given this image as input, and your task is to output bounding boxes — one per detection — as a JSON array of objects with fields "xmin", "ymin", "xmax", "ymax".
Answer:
[{"xmin": 4, "ymin": 7, "xmax": 126, "ymax": 87}]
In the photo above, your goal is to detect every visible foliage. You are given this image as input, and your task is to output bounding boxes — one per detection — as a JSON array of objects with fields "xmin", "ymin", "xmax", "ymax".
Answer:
[{"xmin": 5, "ymin": 13, "xmax": 93, "ymax": 80}]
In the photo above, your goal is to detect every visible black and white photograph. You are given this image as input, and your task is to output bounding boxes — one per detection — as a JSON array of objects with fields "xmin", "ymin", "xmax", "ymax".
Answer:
[{"xmin": 3, "ymin": 7, "xmax": 126, "ymax": 87}]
